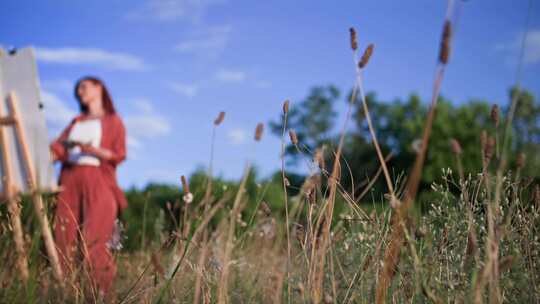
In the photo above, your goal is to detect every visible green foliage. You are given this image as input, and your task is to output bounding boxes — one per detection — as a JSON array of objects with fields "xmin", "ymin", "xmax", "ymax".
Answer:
[
  {"xmin": 272, "ymin": 85, "xmax": 540, "ymax": 206},
  {"xmin": 116, "ymin": 85, "xmax": 540, "ymax": 251}
]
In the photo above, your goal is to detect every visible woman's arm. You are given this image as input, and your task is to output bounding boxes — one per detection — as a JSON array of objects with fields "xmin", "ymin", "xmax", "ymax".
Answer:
[
  {"xmin": 50, "ymin": 120, "xmax": 75, "ymax": 162},
  {"xmin": 109, "ymin": 115, "xmax": 127, "ymax": 165}
]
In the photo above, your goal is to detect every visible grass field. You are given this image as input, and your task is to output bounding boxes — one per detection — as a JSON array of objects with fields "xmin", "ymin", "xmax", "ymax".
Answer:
[{"xmin": 1, "ymin": 2, "xmax": 539, "ymax": 303}]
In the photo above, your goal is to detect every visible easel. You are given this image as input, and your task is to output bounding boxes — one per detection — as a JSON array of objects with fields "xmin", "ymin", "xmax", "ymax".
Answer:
[{"xmin": 0, "ymin": 92, "xmax": 63, "ymax": 282}]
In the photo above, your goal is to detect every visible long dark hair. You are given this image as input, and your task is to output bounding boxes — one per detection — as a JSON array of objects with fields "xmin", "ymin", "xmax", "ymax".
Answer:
[{"xmin": 74, "ymin": 76, "xmax": 116, "ymax": 114}]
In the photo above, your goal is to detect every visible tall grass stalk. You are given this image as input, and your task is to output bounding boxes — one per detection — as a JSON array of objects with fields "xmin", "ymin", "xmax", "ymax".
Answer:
[
  {"xmin": 376, "ymin": 1, "xmax": 456, "ymax": 301},
  {"xmin": 309, "ymin": 35, "xmax": 361, "ymax": 302},
  {"xmin": 280, "ymin": 99, "xmax": 292, "ymax": 303},
  {"xmin": 194, "ymin": 111, "xmax": 225, "ymax": 304},
  {"xmin": 484, "ymin": 1, "xmax": 534, "ymax": 302}
]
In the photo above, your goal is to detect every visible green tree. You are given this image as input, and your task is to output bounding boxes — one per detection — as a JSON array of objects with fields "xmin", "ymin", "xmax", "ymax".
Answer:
[{"xmin": 270, "ymin": 85, "xmax": 340, "ymax": 163}]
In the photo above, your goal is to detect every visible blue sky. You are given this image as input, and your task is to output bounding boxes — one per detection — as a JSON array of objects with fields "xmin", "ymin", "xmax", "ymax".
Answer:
[{"xmin": 1, "ymin": 0, "xmax": 539, "ymax": 188}]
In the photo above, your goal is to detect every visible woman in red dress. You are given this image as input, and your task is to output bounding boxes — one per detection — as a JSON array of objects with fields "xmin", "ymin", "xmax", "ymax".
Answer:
[{"xmin": 50, "ymin": 76, "xmax": 127, "ymax": 296}]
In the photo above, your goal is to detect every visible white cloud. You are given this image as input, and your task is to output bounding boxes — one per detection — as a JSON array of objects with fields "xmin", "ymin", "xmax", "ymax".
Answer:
[
  {"xmin": 216, "ymin": 68, "xmax": 246, "ymax": 83},
  {"xmin": 496, "ymin": 29, "xmax": 540, "ymax": 65},
  {"xmin": 35, "ymin": 47, "xmax": 148, "ymax": 71},
  {"xmin": 124, "ymin": 99, "xmax": 171, "ymax": 148},
  {"xmin": 40, "ymin": 90, "xmax": 77, "ymax": 128},
  {"xmin": 227, "ymin": 128, "xmax": 247, "ymax": 145},
  {"xmin": 175, "ymin": 25, "xmax": 232, "ymax": 54},
  {"xmin": 169, "ymin": 82, "xmax": 199, "ymax": 98},
  {"xmin": 128, "ymin": 0, "xmax": 226, "ymax": 22}
]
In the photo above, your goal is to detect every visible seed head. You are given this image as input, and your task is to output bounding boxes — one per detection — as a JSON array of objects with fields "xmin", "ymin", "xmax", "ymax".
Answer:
[
  {"xmin": 283, "ymin": 100, "xmax": 290, "ymax": 114},
  {"xmin": 214, "ymin": 111, "xmax": 225, "ymax": 125},
  {"xmin": 439, "ymin": 20, "xmax": 452, "ymax": 64},
  {"xmin": 181, "ymin": 175, "xmax": 190, "ymax": 194},
  {"xmin": 254, "ymin": 123, "xmax": 264, "ymax": 141},
  {"xmin": 484, "ymin": 136, "xmax": 495, "ymax": 161},
  {"xmin": 358, "ymin": 44, "xmax": 374, "ymax": 69},
  {"xmin": 450, "ymin": 138, "xmax": 462, "ymax": 155},
  {"xmin": 516, "ymin": 152, "xmax": 526, "ymax": 169},
  {"xmin": 491, "ymin": 104, "xmax": 500, "ymax": 127},
  {"xmin": 349, "ymin": 27, "xmax": 358, "ymax": 51},
  {"xmin": 480, "ymin": 130, "xmax": 487, "ymax": 151},
  {"xmin": 289, "ymin": 129, "xmax": 298, "ymax": 145}
]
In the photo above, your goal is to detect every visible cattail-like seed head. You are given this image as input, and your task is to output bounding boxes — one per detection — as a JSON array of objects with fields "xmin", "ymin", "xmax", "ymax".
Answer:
[
  {"xmin": 289, "ymin": 129, "xmax": 298, "ymax": 145},
  {"xmin": 358, "ymin": 44, "xmax": 374, "ymax": 69},
  {"xmin": 484, "ymin": 136, "xmax": 495, "ymax": 161},
  {"xmin": 254, "ymin": 123, "xmax": 264, "ymax": 141},
  {"xmin": 491, "ymin": 104, "xmax": 500, "ymax": 127},
  {"xmin": 439, "ymin": 20, "xmax": 452, "ymax": 64},
  {"xmin": 181, "ymin": 175, "xmax": 190, "ymax": 193},
  {"xmin": 349, "ymin": 27, "xmax": 358, "ymax": 51},
  {"xmin": 214, "ymin": 111, "xmax": 225, "ymax": 125},
  {"xmin": 283, "ymin": 100, "xmax": 289, "ymax": 114},
  {"xmin": 516, "ymin": 152, "xmax": 526, "ymax": 169},
  {"xmin": 480, "ymin": 130, "xmax": 487, "ymax": 151},
  {"xmin": 450, "ymin": 138, "xmax": 462, "ymax": 155}
]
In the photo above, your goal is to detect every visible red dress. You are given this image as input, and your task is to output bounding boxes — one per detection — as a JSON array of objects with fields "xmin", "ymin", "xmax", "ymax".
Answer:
[{"xmin": 50, "ymin": 113, "xmax": 127, "ymax": 293}]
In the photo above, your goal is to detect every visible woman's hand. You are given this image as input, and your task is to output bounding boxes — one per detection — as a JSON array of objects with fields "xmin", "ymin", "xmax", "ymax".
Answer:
[{"xmin": 78, "ymin": 143, "xmax": 114, "ymax": 161}]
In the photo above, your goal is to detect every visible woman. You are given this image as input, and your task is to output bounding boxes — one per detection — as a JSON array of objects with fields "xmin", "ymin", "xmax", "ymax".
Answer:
[{"xmin": 50, "ymin": 76, "xmax": 127, "ymax": 296}]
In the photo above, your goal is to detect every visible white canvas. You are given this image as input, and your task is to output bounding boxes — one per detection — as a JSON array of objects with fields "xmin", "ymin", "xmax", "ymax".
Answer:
[{"xmin": 0, "ymin": 47, "xmax": 57, "ymax": 196}]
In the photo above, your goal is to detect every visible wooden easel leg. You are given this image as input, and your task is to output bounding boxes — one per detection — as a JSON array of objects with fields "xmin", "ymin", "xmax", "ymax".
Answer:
[
  {"xmin": 6, "ymin": 192, "xmax": 29, "ymax": 281},
  {"xmin": 0, "ymin": 97, "xmax": 29, "ymax": 282},
  {"xmin": 8, "ymin": 92, "xmax": 63, "ymax": 282},
  {"xmin": 30, "ymin": 191, "xmax": 64, "ymax": 282}
]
